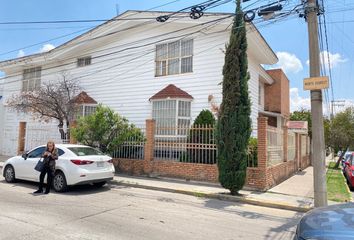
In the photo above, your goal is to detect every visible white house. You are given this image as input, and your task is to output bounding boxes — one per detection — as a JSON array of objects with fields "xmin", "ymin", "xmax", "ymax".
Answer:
[{"xmin": 0, "ymin": 11, "xmax": 289, "ymax": 156}]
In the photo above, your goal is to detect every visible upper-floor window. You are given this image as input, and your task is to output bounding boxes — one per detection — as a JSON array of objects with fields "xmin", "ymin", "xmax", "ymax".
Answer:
[
  {"xmin": 77, "ymin": 56, "xmax": 92, "ymax": 67},
  {"xmin": 155, "ymin": 39, "xmax": 193, "ymax": 77},
  {"xmin": 22, "ymin": 67, "xmax": 41, "ymax": 92}
]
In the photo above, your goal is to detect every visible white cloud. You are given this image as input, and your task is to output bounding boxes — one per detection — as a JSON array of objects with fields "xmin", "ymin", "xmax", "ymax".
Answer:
[
  {"xmin": 17, "ymin": 50, "xmax": 25, "ymax": 58},
  {"xmin": 273, "ymin": 52, "xmax": 303, "ymax": 74},
  {"xmin": 39, "ymin": 44, "xmax": 55, "ymax": 53},
  {"xmin": 331, "ymin": 100, "xmax": 354, "ymax": 115},
  {"xmin": 290, "ymin": 87, "xmax": 311, "ymax": 112},
  {"xmin": 306, "ymin": 51, "xmax": 347, "ymax": 68},
  {"xmin": 290, "ymin": 87, "xmax": 354, "ymax": 117}
]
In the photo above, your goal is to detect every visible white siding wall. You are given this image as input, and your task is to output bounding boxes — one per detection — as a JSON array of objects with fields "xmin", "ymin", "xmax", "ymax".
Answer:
[
  {"xmin": 0, "ymin": 79, "xmax": 4, "ymax": 154},
  {"xmin": 1, "ymin": 23, "xmax": 266, "ymax": 155}
]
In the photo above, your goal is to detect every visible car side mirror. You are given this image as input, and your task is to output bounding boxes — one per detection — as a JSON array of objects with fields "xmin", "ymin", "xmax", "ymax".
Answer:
[{"xmin": 22, "ymin": 152, "xmax": 28, "ymax": 160}]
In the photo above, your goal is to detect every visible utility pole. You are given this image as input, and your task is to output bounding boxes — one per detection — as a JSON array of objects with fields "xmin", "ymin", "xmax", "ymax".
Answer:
[{"xmin": 305, "ymin": 0, "xmax": 328, "ymax": 207}]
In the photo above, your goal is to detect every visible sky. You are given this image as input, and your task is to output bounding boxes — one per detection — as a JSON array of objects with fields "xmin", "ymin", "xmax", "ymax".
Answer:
[{"xmin": 0, "ymin": 0, "xmax": 353, "ymax": 115}]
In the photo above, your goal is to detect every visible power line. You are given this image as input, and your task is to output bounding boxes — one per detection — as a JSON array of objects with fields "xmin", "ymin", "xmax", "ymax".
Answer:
[
  {"xmin": 0, "ymin": 0, "xmax": 186, "ymax": 58},
  {"xmin": 0, "ymin": 16, "xmax": 234, "ymax": 86},
  {"xmin": 321, "ymin": 0, "xmax": 335, "ymax": 101},
  {"xmin": 0, "ymin": 14, "xmax": 278, "ymax": 88}
]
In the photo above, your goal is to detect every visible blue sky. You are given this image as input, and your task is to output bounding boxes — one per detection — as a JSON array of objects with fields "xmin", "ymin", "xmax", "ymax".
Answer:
[{"xmin": 0, "ymin": 0, "xmax": 352, "ymax": 114}]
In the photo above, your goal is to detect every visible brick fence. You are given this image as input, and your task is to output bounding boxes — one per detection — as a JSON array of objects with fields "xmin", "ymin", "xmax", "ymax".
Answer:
[
  {"xmin": 113, "ymin": 119, "xmax": 219, "ymax": 182},
  {"xmin": 245, "ymin": 117, "xmax": 311, "ymax": 190},
  {"xmin": 111, "ymin": 118, "xmax": 310, "ymax": 190}
]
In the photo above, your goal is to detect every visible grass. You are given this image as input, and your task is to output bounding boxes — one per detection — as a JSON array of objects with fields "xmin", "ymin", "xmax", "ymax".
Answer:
[{"xmin": 326, "ymin": 162, "xmax": 352, "ymax": 202}]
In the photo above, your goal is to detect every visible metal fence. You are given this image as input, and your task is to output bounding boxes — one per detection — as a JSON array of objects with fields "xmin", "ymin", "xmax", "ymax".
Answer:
[
  {"xmin": 287, "ymin": 132, "xmax": 296, "ymax": 161},
  {"xmin": 111, "ymin": 127, "xmax": 146, "ymax": 160},
  {"xmin": 154, "ymin": 124, "xmax": 217, "ymax": 164},
  {"xmin": 267, "ymin": 127, "xmax": 284, "ymax": 166},
  {"xmin": 25, "ymin": 124, "xmax": 69, "ymax": 151}
]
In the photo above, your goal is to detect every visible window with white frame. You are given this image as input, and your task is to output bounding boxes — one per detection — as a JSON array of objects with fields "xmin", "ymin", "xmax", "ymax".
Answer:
[
  {"xmin": 152, "ymin": 99, "xmax": 191, "ymax": 136},
  {"xmin": 22, "ymin": 67, "xmax": 41, "ymax": 92},
  {"xmin": 155, "ymin": 39, "xmax": 193, "ymax": 77},
  {"xmin": 75, "ymin": 104, "xmax": 97, "ymax": 118},
  {"xmin": 77, "ymin": 56, "xmax": 92, "ymax": 67}
]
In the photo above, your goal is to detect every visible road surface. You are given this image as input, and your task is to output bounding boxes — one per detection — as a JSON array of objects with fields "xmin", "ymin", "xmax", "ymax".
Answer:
[{"xmin": 0, "ymin": 179, "xmax": 303, "ymax": 240}]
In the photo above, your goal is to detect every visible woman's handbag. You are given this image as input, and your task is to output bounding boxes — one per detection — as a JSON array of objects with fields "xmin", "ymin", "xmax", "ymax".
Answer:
[{"xmin": 34, "ymin": 158, "xmax": 45, "ymax": 172}]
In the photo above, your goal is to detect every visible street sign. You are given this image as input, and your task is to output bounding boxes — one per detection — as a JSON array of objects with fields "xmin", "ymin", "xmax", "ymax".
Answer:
[{"xmin": 303, "ymin": 76, "xmax": 329, "ymax": 91}]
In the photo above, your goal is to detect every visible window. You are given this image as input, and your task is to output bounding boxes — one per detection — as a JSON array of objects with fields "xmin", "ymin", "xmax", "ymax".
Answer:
[
  {"xmin": 77, "ymin": 56, "xmax": 92, "ymax": 67},
  {"xmin": 152, "ymin": 99, "xmax": 191, "ymax": 136},
  {"xmin": 22, "ymin": 67, "xmax": 41, "ymax": 92},
  {"xmin": 58, "ymin": 148, "xmax": 65, "ymax": 156},
  {"xmin": 155, "ymin": 39, "xmax": 193, "ymax": 77},
  {"xmin": 68, "ymin": 147, "xmax": 104, "ymax": 156},
  {"xmin": 75, "ymin": 105, "xmax": 97, "ymax": 118},
  {"xmin": 28, "ymin": 147, "xmax": 46, "ymax": 158}
]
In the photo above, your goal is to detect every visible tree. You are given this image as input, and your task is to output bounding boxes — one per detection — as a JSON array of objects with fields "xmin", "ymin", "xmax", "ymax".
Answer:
[
  {"xmin": 329, "ymin": 107, "xmax": 354, "ymax": 168},
  {"xmin": 290, "ymin": 109, "xmax": 312, "ymax": 139},
  {"xmin": 71, "ymin": 105, "xmax": 144, "ymax": 153},
  {"xmin": 7, "ymin": 73, "xmax": 80, "ymax": 140},
  {"xmin": 216, "ymin": 0, "xmax": 252, "ymax": 195}
]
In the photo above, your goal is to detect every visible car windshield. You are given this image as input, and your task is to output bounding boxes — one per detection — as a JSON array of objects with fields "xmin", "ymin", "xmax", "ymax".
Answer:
[{"xmin": 68, "ymin": 147, "xmax": 104, "ymax": 156}]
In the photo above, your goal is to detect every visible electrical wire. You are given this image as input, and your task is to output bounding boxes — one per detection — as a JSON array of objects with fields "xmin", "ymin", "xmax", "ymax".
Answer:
[{"xmin": 3, "ymin": 13, "xmax": 280, "ymax": 90}]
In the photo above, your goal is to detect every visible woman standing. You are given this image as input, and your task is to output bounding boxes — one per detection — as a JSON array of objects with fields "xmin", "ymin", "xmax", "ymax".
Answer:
[{"xmin": 34, "ymin": 141, "xmax": 58, "ymax": 194}]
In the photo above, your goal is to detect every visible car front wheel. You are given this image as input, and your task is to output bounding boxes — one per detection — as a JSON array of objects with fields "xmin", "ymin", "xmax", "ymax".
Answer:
[
  {"xmin": 4, "ymin": 165, "xmax": 16, "ymax": 183},
  {"xmin": 53, "ymin": 171, "xmax": 68, "ymax": 192}
]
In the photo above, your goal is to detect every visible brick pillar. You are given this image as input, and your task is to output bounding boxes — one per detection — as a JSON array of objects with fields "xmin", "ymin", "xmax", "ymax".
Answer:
[
  {"xmin": 69, "ymin": 121, "xmax": 77, "ymax": 144},
  {"xmin": 257, "ymin": 117, "xmax": 268, "ymax": 169},
  {"xmin": 283, "ymin": 123, "xmax": 288, "ymax": 162},
  {"xmin": 17, "ymin": 122, "xmax": 26, "ymax": 154},
  {"xmin": 144, "ymin": 119, "xmax": 155, "ymax": 174}
]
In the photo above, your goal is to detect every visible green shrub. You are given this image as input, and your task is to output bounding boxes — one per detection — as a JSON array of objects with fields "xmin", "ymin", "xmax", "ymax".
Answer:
[
  {"xmin": 71, "ymin": 104, "xmax": 144, "ymax": 154},
  {"xmin": 180, "ymin": 109, "xmax": 217, "ymax": 164},
  {"xmin": 247, "ymin": 137, "xmax": 258, "ymax": 167}
]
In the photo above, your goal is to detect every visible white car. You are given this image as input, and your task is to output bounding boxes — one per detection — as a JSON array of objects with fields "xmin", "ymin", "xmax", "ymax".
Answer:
[{"xmin": 2, "ymin": 144, "xmax": 115, "ymax": 192}]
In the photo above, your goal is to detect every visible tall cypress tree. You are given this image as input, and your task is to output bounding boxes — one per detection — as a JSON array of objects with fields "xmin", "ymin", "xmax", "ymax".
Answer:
[{"xmin": 216, "ymin": 0, "xmax": 251, "ymax": 195}]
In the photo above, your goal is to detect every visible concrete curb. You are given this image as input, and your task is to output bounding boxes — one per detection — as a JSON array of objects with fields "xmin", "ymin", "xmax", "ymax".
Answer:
[
  {"xmin": 0, "ymin": 164, "xmax": 312, "ymax": 212},
  {"xmin": 111, "ymin": 180, "xmax": 313, "ymax": 213}
]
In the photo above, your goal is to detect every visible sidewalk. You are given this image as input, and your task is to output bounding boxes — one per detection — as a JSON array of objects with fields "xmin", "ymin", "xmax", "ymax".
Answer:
[{"xmin": 113, "ymin": 173, "xmax": 315, "ymax": 212}]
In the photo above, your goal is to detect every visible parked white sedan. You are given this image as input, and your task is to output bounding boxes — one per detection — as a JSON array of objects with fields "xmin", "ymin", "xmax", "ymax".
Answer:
[{"xmin": 2, "ymin": 144, "xmax": 115, "ymax": 192}]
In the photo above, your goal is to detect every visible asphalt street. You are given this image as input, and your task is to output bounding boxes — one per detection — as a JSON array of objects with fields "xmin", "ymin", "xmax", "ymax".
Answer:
[{"xmin": 0, "ymin": 179, "xmax": 303, "ymax": 240}]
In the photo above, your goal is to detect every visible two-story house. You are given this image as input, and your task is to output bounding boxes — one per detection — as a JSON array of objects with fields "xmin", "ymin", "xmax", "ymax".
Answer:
[{"xmin": 0, "ymin": 11, "xmax": 289, "ymax": 156}]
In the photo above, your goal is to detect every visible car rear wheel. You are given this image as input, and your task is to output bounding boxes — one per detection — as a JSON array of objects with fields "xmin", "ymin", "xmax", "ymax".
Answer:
[
  {"xmin": 4, "ymin": 165, "xmax": 16, "ymax": 183},
  {"xmin": 53, "ymin": 171, "xmax": 68, "ymax": 192},
  {"xmin": 93, "ymin": 181, "xmax": 106, "ymax": 188}
]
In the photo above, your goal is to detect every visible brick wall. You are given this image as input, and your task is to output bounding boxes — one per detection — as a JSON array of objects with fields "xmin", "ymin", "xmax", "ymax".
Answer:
[
  {"xmin": 113, "ymin": 158, "xmax": 218, "ymax": 182},
  {"xmin": 111, "ymin": 118, "xmax": 310, "ymax": 190},
  {"xmin": 246, "ymin": 167, "xmax": 266, "ymax": 189},
  {"xmin": 265, "ymin": 69, "xmax": 290, "ymax": 118}
]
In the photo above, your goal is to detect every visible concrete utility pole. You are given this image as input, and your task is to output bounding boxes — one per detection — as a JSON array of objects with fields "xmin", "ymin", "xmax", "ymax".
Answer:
[{"xmin": 305, "ymin": 0, "xmax": 328, "ymax": 207}]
